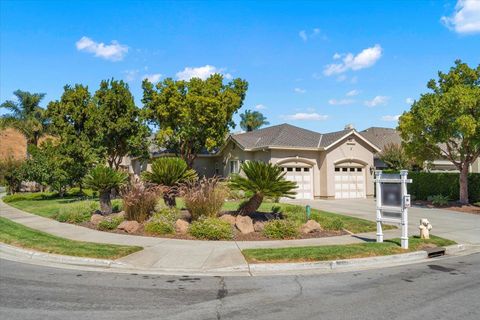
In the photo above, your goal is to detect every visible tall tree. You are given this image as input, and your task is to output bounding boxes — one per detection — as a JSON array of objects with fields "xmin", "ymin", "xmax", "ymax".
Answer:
[
  {"xmin": 94, "ymin": 79, "xmax": 150, "ymax": 169},
  {"xmin": 398, "ymin": 60, "xmax": 480, "ymax": 204},
  {"xmin": 142, "ymin": 74, "xmax": 248, "ymax": 166},
  {"xmin": 239, "ymin": 109, "xmax": 269, "ymax": 132},
  {"xmin": 0, "ymin": 90, "xmax": 49, "ymax": 149},
  {"xmin": 378, "ymin": 143, "xmax": 414, "ymax": 171}
]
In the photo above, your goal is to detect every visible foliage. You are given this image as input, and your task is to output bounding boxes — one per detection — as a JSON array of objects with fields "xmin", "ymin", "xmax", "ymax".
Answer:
[
  {"xmin": 189, "ymin": 217, "xmax": 233, "ymax": 240},
  {"xmin": 262, "ymin": 220, "xmax": 299, "ymax": 239},
  {"xmin": 398, "ymin": 60, "xmax": 480, "ymax": 203},
  {"xmin": 142, "ymin": 74, "xmax": 248, "ymax": 166},
  {"xmin": 379, "ymin": 143, "xmax": 415, "ymax": 170},
  {"xmin": 54, "ymin": 200, "xmax": 98, "ymax": 224},
  {"xmin": 144, "ymin": 208, "xmax": 178, "ymax": 235},
  {"xmin": 0, "ymin": 90, "xmax": 49, "ymax": 148},
  {"xmin": 429, "ymin": 194, "xmax": 450, "ymax": 206},
  {"xmin": 239, "ymin": 109, "xmax": 269, "ymax": 132},
  {"xmin": 98, "ymin": 216, "xmax": 124, "ymax": 231},
  {"xmin": 142, "ymin": 157, "xmax": 197, "ymax": 207},
  {"xmin": 182, "ymin": 177, "xmax": 227, "ymax": 220},
  {"xmin": 322, "ymin": 218, "xmax": 345, "ymax": 231},
  {"xmin": 229, "ymin": 161, "xmax": 297, "ymax": 215},
  {"xmin": 122, "ymin": 181, "xmax": 159, "ymax": 222},
  {"xmin": 0, "ymin": 156, "xmax": 25, "ymax": 194},
  {"xmin": 94, "ymin": 79, "xmax": 150, "ymax": 169}
]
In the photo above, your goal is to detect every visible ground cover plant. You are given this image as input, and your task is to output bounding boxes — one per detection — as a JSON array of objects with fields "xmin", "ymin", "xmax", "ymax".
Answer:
[{"xmin": 189, "ymin": 217, "xmax": 233, "ymax": 240}]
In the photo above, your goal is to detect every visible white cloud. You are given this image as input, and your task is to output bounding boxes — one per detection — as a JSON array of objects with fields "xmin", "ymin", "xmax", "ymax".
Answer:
[
  {"xmin": 76, "ymin": 36, "xmax": 128, "ymax": 61},
  {"xmin": 294, "ymin": 87, "xmax": 306, "ymax": 94},
  {"xmin": 328, "ymin": 98, "xmax": 355, "ymax": 105},
  {"xmin": 365, "ymin": 95, "xmax": 389, "ymax": 107},
  {"xmin": 299, "ymin": 30, "xmax": 308, "ymax": 41},
  {"xmin": 381, "ymin": 115, "xmax": 401, "ymax": 122},
  {"xmin": 441, "ymin": 0, "xmax": 480, "ymax": 34},
  {"xmin": 346, "ymin": 89, "xmax": 360, "ymax": 96},
  {"xmin": 123, "ymin": 69, "xmax": 139, "ymax": 82},
  {"xmin": 176, "ymin": 65, "xmax": 232, "ymax": 81},
  {"xmin": 255, "ymin": 104, "xmax": 267, "ymax": 110},
  {"xmin": 323, "ymin": 44, "xmax": 383, "ymax": 76},
  {"xmin": 333, "ymin": 53, "xmax": 342, "ymax": 60},
  {"xmin": 405, "ymin": 97, "xmax": 414, "ymax": 104},
  {"xmin": 284, "ymin": 112, "xmax": 328, "ymax": 121},
  {"xmin": 143, "ymin": 73, "xmax": 162, "ymax": 83},
  {"xmin": 299, "ymin": 28, "xmax": 323, "ymax": 41}
]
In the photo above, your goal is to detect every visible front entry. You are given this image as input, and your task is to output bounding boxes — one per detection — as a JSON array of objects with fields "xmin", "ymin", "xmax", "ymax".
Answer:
[
  {"xmin": 334, "ymin": 166, "xmax": 366, "ymax": 199},
  {"xmin": 281, "ymin": 166, "xmax": 313, "ymax": 199}
]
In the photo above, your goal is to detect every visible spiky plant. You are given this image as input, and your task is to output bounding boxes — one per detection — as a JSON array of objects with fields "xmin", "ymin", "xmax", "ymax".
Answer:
[
  {"xmin": 142, "ymin": 157, "xmax": 197, "ymax": 207},
  {"xmin": 83, "ymin": 165, "xmax": 128, "ymax": 214},
  {"xmin": 229, "ymin": 161, "xmax": 297, "ymax": 216}
]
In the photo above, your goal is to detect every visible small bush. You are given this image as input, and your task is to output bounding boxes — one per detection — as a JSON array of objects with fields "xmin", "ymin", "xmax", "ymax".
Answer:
[
  {"xmin": 112, "ymin": 199, "xmax": 123, "ymax": 212},
  {"xmin": 323, "ymin": 218, "xmax": 345, "ymax": 231},
  {"xmin": 144, "ymin": 208, "xmax": 178, "ymax": 235},
  {"xmin": 55, "ymin": 201, "xmax": 98, "ymax": 224},
  {"xmin": 189, "ymin": 217, "xmax": 233, "ymax": 240},
  {"xmin": 122, "ymin": 182, "xmax": 159, "ymax": 223},
  {"xmin": 263, "ymin": 220, "xmax": 299, "ymax": 239},
  {"xmin": 279, "ymin": 205, "xmax": 306, "ymax": 224},
  {"xmin": 182, "ymin": 177, "xmax": 227, "ymax": 220},
  {"xmin": 3, "ymin": 192, "xmax": 56, "ymax": 203},
  {"xmin": 98, "ymin": 216, "xmax": 124, "ymax": 231},
  {"xmin": 429, "ymin": 194, "xmax": 449, "ymax": 206}
]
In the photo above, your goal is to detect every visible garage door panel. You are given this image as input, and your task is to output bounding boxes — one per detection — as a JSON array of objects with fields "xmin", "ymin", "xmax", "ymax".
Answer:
[
  {"xmin": 282, "ymin": 166, "xmax": 313, "ymax": 200},
  {"xmin": 334, "ymin": 166, "xmax": 366, "ymax": 199}
]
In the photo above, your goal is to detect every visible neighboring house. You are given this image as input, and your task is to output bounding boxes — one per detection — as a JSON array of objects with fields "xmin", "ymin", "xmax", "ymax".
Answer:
[
  {"xmin": 360, "ymin": 127, "xmax": 480, "ymax": 173},
  {"xmin": 126, "ymin": 124, "xmax": 381, "ymax": 200}
]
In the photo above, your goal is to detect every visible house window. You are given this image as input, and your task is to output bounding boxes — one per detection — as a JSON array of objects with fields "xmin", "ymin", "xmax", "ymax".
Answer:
[
  {"xmin": 230, "ymin": 160, "xmax": 240, "ymax": 174},
  {"xmin": 295, "ymin": 167, "xmax": 301, "ymax": 172}
]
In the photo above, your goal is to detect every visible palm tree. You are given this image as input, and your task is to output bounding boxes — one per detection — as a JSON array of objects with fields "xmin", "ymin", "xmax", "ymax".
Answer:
[
  {"xmin": 239, "ymin": 109, "xmax": 269, "ymax": 132},
  {"xmin": 142, "ymin": 157, "xmax": 197, "ymax": 207},
  {"xmin": 83, "ymin": 166, "xmax": 128, "ymax": 214},
  {"xmin": 229, "ymin": 161, "xmax": 297, "ymax": 216},
  {"xmin": 0, "ymin": 90, "xmax": 49, "ymax": 149}
]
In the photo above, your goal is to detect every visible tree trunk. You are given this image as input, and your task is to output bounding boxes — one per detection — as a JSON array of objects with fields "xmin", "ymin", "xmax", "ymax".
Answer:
[
  {"xmin": 163, "ymin": 193, "xmax": 177, "ymax": 208},
  {"xmin": 238, "ymin": 193, "xmax": 264, "ymax": 216},
  {"xmin": 99, "ymin": 191, "xmax": 112, "ymax": 215},
  {"xmin": 459, "ymin": 165, "xmax": 469, "ymax": 204}
]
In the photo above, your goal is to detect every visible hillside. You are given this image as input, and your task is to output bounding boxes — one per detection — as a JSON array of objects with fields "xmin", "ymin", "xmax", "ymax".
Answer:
[{"xmin": 0, "ymin": 128, "xmax": 27, "ymax": 160}]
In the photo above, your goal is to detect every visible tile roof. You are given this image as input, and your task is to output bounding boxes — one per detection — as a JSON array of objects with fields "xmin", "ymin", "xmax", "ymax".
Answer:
[{"xmin": 359, "ymin": 127, "xmax": 402, "ymax": 149}]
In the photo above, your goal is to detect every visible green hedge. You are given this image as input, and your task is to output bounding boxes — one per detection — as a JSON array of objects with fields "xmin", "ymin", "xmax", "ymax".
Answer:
[{"xmin": 408, "ymin": 172, "xmax": 480, "ymax": 203}]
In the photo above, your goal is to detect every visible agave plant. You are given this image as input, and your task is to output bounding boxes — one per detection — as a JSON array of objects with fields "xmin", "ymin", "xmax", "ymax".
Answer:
[
  {"xmin": 142, "ymin": 157, "xmax": 197, "ymax": 207},
  {"xmin": 228, "ymin": 161, "xmax": 297, "ymax": 216},
  {"xmin": 83, "ymin": 165, "xmax": 128, "ymax": 214}
]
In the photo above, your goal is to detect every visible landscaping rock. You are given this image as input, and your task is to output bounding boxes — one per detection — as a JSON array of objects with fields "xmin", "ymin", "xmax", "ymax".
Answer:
[
  {"xmin": 112, "ymin": 211, "xmax": 125, "ymax": 219},
  {"xmin": 117, "ymin": 220, "xmax": 140, "ymax": 234},
  {"xmin": 235, "ymin": 215, "xmax": 254, "ymax": 234},
  {"xmin": 175, "ymin": 219, "xmax": 190, "ymax": 234},
  {"xmin": 301, "ymin": 220, "xmax": 322, "ymax": 234},
  {"xmin": 219, "ymin": 214, "xmax": 236, "ymax": 226},
  {"xmin": 253, "ymin": 221, "xmax": 265, "ymax": 232},
  {"xmin": 90, "ymin": 214, "xmax": 104, "ymax": 225}
]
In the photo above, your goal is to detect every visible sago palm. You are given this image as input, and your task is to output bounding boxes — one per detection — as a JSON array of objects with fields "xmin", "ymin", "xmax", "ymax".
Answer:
[
  {"xmin": 83, "ymin": 165, "xmax": 128, "ymax": 214},
  {"xmin": 229, "ymin": 161, "xmax": 297, "ymax": 216},
  {"xmin": 142, "ymin": 157, "xmax": 197, "ymax": 207}
]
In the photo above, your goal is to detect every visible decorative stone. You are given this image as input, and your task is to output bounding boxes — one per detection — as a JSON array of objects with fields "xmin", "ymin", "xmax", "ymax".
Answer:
[
  {"xmin": 419, "ymin": 218, "xmax": 432, "ymax": 239},
  {"xmin": 219, "ymin": 214, "xmax": 236, "ymax": 226},
  {"xmin": 301, "ymin": 220, "xmax": 322, "ymax": 234},
  {"xmin": 253, "ymin": 221, "xmax": 265, "ymax": 232},
  {"xmin": 175, "ymin": 219, "xmax": 190, "ymax": 234},
  {"xmin": 112, "ymin": 211, "xmax": 125, "ymax": 219},
  {"xmin": 90, "ymin": 214, "xmax": 104, "ymax": 225},
  {"xmin": 235, "ymin": 215, "xmax": 254, "ymax": 234},
  {"xmin": 117, "ymin": 220, "xmax": 140, "ymax": 234}
]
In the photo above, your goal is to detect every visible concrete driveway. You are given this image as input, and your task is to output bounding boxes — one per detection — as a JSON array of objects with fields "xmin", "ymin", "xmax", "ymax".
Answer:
[{"xmin": 286, "ymin": 198, "xmax": 480, "ymax": 245}]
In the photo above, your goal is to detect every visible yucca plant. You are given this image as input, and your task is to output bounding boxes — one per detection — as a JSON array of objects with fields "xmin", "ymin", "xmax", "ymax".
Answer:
[
  {"xmin": 229, "ymin": 161, "xmax": 297, "ymax": 216},
  {"xmin": 83, "ymin": 165, "xmax": 128, "ymax": 214},
  {"xmin": 142, "ymin": 157, "xmax": 197, "ymax": 207}
]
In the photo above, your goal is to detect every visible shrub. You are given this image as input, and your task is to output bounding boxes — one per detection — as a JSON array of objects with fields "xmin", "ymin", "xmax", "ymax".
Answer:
[
  {"xmin": 323, "ymin": 218, "xmax": 345, "ymax": 231},
  {"xmin": 182, "ymin": 177, "xmax": 227, "ymax": 220},
  {"xmin": 262, "ymin": 220, "xmax": 299, "ymax": 239},
  {"xmin": 122, "ymin": 182, "xmax": 159, "ymax": 223},
  {"xmin": 112, "ymin": 199, "xmax": 123, "ymax": 212},
  {"xmin": 144, "ymin": 208, "xmax": 178, "ymax": 235},
  {"xmin": 98, "ymin": 216, "xmax": 124, "ymax": 231},
  {"xmin": 55, "ymin": 200, "xmax": 98, "ymax": 224},
  {"xmin": 429, "ymin": 194, "xmax": 449, "ymax": 206},
  {"xmin": 189, "ymin": 217, "xmax": 233, "ymax": 240},
  {"xmin": 279, "ymin": 205, "xmax": 305, "ymax": 223}
]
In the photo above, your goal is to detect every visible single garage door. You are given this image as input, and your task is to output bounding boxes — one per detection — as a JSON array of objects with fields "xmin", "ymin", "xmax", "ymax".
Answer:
[
  {"xmin": 281, "ymin": 166, "xmax": 313, "ymax": 199},
  {"xmin": 334, "ymin": 167, "xmax": 365, "ymax": 199}
]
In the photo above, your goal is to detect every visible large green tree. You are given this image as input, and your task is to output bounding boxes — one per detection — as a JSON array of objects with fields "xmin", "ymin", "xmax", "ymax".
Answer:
[
  {"xmin": 94, "ymin": 79, "xmax": 150, "ymax": 169},
  {"xmin": 398, "ymin": 60, "xmax": 480, "ymax": 204},
  {"xmin": 239, "ymin": 109, "xmax": 269, "ymax": 132},
  {"xmin": 142, "ymin": 74, "xmax": 248, "ymax": 166},
  {"xmin": 0, "ymin": 90, "xmax": 49, "ymax": 149}
]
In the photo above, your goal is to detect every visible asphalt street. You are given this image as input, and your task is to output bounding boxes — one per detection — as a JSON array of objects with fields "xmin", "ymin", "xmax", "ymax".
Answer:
[{"xmin": 1, "ymin": 253, "xmax": 479, "ymax": 320}]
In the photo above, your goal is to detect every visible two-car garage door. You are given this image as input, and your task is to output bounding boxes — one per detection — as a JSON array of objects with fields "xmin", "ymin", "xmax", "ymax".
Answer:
[
  {"xmin": 281, "ymin": 166, "xmax": 313, "ymax": 199},
  {"xmin": 334, "ymin": 167, "xmax": 366, "ymax": 199}
]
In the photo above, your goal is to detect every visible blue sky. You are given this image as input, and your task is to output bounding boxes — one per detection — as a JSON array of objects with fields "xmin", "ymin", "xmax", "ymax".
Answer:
[{"xmin": 1, "ymin": 0, "xmax": 479, "ymax": 133}]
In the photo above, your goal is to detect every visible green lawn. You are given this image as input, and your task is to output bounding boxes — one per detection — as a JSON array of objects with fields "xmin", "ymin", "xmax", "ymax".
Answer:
[
  {"xmin": 242, "ymin": 235, "xmax": 456, "ymax": 263},
  {"xmin": 0, "ymin": 216, "xmax": 142, "ymax": 259}
]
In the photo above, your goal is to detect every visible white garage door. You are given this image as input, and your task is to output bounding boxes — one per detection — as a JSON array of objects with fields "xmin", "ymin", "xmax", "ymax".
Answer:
[
  {"xmin": 281, "ymin": 166, "xmax": 313, "ymax": 199},
  {"xmin": 334, "ymin": 167, "xmax": 365, "ymax": 199}
]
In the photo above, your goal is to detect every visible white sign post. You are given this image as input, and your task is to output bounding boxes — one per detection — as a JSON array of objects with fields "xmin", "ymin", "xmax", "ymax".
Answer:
[{"xmin": 374, "ymin": 170, "xmax": 412, "ymax": 249}]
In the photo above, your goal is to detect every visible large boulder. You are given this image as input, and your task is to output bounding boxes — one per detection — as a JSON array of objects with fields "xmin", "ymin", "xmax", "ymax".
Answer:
[
  {"xmin": 253, "ymin": 221, "xmax": 265, "ymax": 232},
  {"xmin": 175, "ymin": 219, "xmax": 190, "ymax": 234},
  {"xmin": 90, "ymin": 214, "xmax": 104, "ymax": 225},
  {"xmin": 235, "ymin": 215, "xmax": 254, "ymax": 234},
  {"xmin": 117, "ymin": 220, "xmax": 140, "ymax": 234},
  {"xmin": 301, "ymin": 220, "xmax": 322, "ymax": 234},
  {"xmin": 219, "ymin": 214, "xmax": 236, "ymax": 226}
]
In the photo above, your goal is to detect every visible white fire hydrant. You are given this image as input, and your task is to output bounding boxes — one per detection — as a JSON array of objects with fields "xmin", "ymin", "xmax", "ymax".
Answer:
[{"xmin": 419, "ymin": 218, "xmax": 432, "ymax": 239}]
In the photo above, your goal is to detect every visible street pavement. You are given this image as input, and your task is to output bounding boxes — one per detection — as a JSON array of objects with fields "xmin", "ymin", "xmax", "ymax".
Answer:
[{"xmin": 1, "ymin": 253, "xmax": 479, "ymax": 320}]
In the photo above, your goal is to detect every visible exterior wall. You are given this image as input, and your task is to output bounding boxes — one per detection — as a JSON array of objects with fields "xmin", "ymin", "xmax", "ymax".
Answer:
[
  {"xmin": 192, "ymin": 157, "xmax": 216, "ymax": 177},
  {"xmin": 323, "ymin": 135, "xmax": 376, "ymax": 199},
  {"xmin": 472, "ymin": 158, "xmax": 480, "ymax": 173},
  {"xmin": 216, "ymin": 141, "xmax": 271, "ymax": 176}
]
